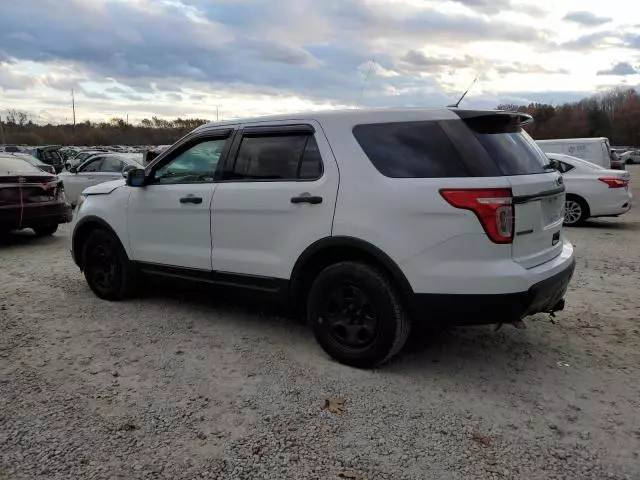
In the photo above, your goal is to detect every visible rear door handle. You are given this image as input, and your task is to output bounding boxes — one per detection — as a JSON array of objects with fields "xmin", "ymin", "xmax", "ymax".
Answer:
[
  {"xmin": 291, "ymin": 195, "xmax": 323, "ymax": 205},
  {"xmin": 180, "ymin": 195, "xmax": 203, "ymax": 204}
]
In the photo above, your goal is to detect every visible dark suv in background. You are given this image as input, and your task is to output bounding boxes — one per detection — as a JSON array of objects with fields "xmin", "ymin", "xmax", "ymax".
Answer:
[{"xmin": 26, "ymin": 146, "xmax": 65, "ymax": 173}]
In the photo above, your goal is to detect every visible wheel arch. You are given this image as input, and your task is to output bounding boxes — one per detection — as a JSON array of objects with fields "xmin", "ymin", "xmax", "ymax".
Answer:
[
  {"xmin": 72, "ymin": 216, "xmax": 128, "ymax": 270},
  {"xmin": 565, "ymin": 193, "xmax": 591, "ymax": 219},
  {"xmin": 289, "ymin": 236, "xmax": 414, "ymax": 313}
]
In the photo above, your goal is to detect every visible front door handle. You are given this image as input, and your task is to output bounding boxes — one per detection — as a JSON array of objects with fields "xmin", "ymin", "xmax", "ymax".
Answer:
[
  {"xmin": 291, "ymin": 195, "xmax": 323, "ymax": 205},
  {"xmin": 180, "ymin": 195, "xmax": 203, "ymax": 204}
]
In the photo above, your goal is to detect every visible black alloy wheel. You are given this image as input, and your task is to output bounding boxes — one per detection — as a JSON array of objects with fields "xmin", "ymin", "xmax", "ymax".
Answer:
[
  {"xmin": 307, "ymin": 261, "xmax": 410, "ymax": 368},
  {"xmin": 321, "ymin": 283, "xmax": 379, "ymax": 349},
  {"xmin": 82, "ymin": 229, "xmax": 136, "ymax": 300}
]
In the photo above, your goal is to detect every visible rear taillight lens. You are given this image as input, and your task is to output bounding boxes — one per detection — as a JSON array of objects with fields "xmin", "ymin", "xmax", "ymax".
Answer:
[
  {"xmin": 598, "ymin": 177, "xmax": 628, "ymax": 188},
  {"xmin": 440, "ymin": 188, "xmax": 514, "ymax": 244}
]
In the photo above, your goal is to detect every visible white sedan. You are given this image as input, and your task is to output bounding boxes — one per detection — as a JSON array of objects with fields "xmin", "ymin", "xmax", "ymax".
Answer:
[
  {"xmin": 547, "ymin": 153, "xmax": 633, "ymax": 225},
  {"xmin": 59, "ymin": 153, "xmax": 143, "ymax": 205}
]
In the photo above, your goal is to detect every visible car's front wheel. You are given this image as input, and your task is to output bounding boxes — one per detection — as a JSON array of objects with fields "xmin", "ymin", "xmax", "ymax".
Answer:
[
  {"xmin": 82, "ymin": 229, "xmax": 136, "ymax": 300},
  {"xmin": 307, "ymin": 261, "xmax": 410, "ymax": 368},
  {"xmin": 33, "ymin": 224, "xmax": 58, "ymax": 237}
]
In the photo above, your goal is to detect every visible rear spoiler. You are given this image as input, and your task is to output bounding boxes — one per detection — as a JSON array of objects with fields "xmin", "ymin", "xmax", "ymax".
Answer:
[{"xmin": 450, "ymin": 109, "xmax": 533, "ymax": 127}]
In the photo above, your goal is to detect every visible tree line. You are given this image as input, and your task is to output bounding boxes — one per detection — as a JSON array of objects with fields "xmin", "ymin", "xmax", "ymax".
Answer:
[
  {"xmin": 2, "ymin": 86, "xmax": 640, "ymax": 147},
  {"xmin": 0, "ymin": 111, "xmax": 210, "ymax": 146},
  {"xmin": 498, "ymin": 87, "xmax": 640, "ymax": 147}
]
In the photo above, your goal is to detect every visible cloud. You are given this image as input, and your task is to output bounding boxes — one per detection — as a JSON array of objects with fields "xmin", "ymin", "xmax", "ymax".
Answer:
[
  {"xmin": 563, "ymin": 11, "xmax": 612, "ymax": 27},
  {"xmin": 559, "ymin": 31, "xmax": 620, "ymax": 50},
  {"xmin": 597, "ymin": 62, "xmax": 638, "ymax": 76},
  {"xmin": 0, "ymin": 0, "xmax": 554, "ymax": 115},
  {"xmin": 451, "ymin": 0, "xmax": 512, "ymax": 15},
  {"xmin": 493, "ymin": 62, "xmax": 570, "ymax": 75},
  {"xmin": 0, "ymin": 0, "xmax": 633, "ymax": 122},
  {"xmin": 397, "ymin": 50, "xmax": 569, "ymax": 77},
  {"xmin": 0, "ymin": 62, "xmax": 38, "ymax": 90}
]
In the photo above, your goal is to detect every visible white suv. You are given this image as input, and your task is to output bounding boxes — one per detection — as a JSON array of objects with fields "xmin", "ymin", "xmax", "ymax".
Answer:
[{"xmin": 70, "ymin": 109, "xmax": 575, "ymax": 368}]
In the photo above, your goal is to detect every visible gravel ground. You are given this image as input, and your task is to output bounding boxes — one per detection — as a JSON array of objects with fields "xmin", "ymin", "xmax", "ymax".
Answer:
[{"xmin": 2, "ymin": 166, "xmax": 640, "ymax": 480}]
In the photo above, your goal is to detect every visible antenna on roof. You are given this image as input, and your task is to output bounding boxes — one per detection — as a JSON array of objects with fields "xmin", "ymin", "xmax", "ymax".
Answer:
[
  {"xmin": 447, "ymin": 78, "xmax": 478, "ymax": 108},
  {"xmin": 355, "ymin": 58, "xmax": 376, "ymax": 108}
]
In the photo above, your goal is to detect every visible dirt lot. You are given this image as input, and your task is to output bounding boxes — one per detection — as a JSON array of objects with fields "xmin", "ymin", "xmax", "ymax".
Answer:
[{"xmin": 1, "ymin": 167, "xmax": 640, "ymax": 480}]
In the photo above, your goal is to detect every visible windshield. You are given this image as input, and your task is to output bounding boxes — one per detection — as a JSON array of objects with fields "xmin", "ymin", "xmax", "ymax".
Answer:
[
  {"xmin": 0, "ymin": 157, "xmax": 42, "ymax": 173},
  {"xmin": 113, "ymin": 153, "xmax": 144, "ymax": 166}
]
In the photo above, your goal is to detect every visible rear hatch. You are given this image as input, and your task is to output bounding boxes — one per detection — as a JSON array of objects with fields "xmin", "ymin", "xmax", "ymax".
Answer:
[{"xmin": 455, "ymin": 111, "xmax": 565, "ymax": 269}]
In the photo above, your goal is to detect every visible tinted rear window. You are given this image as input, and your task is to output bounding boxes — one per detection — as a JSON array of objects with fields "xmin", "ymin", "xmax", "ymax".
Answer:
[
  {"xmin": 353, "ymin": 122, "xmax": 470, "ymax": 178},
  {"xmin": 462, "ymin": 116, "xmax": 547, "ymax": 175}
]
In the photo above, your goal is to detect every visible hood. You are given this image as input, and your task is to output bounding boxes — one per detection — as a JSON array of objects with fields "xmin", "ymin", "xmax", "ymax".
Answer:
[{"xmin": 83, "ymin": 179, "xmax": 126, "ymax": 195}]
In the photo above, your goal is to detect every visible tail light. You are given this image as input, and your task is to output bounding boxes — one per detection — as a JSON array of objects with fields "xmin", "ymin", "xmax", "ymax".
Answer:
[
  {"xmin": 440, "ymin": 188, "xmax": 514, "ymax": 244},
  {"xmin": 598, "ymin": 177, "xmax": 628, "ymax": 188}
]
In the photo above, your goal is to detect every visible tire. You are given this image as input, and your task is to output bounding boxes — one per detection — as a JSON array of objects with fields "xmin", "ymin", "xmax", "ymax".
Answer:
[
  {"xmin": 307, "ymin": 261, "xmax": 410, "ymax": 368},
  {"xmin": 563, "ymin": 196, "xmax": 589, "ymax": 226},
  {"xmin": 33, "ymin": 224, "xmax": 58, "ymax": 237},
  {"xmin": 82, "ymin": 229, "xmax": 136, "ymax": 300}
]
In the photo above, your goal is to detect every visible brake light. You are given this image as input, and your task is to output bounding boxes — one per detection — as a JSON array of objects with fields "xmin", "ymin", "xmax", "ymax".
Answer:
[
  {"xmin": 440, "ymin": 188, "xmax": 514, "ymax": 244},
  {"xmin": 598, "ymin": 177, "xmax": 628, "ymax": 188}
]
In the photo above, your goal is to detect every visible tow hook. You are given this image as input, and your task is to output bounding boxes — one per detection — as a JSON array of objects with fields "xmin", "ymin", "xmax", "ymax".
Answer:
[
  {"xmin": 547, "ymin": 299, "xmax": 565, "ymax": 323},
  {"xmin": 550, "ymin": 298, "xmax": 566, "ymax": 313}
]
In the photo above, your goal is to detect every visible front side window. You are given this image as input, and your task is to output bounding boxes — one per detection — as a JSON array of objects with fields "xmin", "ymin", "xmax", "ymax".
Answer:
[
  {"xmin": 80, "ymin": 157, "xmax": 103, "ymax": 173},
  {"xmin": 154, "ymin": 138, "xmax": 227, "ymax": 184},
  {"xmin": 227, "ymin": 133, "xmax": 323, "ymax": 181},
  {"xmin": 100, "ymin": 157, "xmax": 124, "ymax": 173}
]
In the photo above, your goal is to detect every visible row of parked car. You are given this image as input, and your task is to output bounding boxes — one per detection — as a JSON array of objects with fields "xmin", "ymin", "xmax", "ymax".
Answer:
[{"xmin": 2, "ymin": 132, "xmax": 632, "ymax": 234}]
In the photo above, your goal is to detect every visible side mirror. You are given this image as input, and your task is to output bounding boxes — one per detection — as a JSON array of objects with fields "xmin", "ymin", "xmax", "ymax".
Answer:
[
  {"xmin": 122, "ymin": 164, "xmax": 136, "ymax": 178},
  {"xmin": 126, "ymin": 168, "xmax": 147, "ymax": 187},
  {"xmin": 69, "ymin": 165, "xmax": 78, "ymax": 174}
]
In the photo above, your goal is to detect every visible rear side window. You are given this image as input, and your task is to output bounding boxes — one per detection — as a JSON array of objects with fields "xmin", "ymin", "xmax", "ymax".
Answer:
[
  {"xmin": 229, "ymin": 134, "xmax": 322, "ymax": 181},
  {"xmin": 353, "ymin": 122, "xmax": 470, "ymax": 178},
  {"xmin": 462, "ymin": 116, "xmax": 547, "ymax": 175}
]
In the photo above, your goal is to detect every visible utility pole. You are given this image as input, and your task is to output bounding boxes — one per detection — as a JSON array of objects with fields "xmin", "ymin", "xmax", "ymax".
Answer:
[
  {"xmin": 126, "ymin": 113, "xmax": 129, "ymax": 125},
  {"xmin": 71, "ymin": 89, "xmax": 76, "ymax": 131},
  {"xmin": 216, "ymin": 106, "xmax": 219, "ymax": 123},
  {"xmin": 0, "ymin": 115, "xmax": 5, "ymax": 146}
]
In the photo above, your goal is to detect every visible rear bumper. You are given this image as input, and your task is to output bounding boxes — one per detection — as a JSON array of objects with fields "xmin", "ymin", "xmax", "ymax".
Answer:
[
  {"xmin": 0, "ymin": 202, "xmax": 72, "ymax": 230},
  {"xmin": 410, "ymin": 258, "xmax": 576, "ymax": 326},
  {"xmin": 590, "ymin": 191, "xmax": 633, "ymax": 217}
]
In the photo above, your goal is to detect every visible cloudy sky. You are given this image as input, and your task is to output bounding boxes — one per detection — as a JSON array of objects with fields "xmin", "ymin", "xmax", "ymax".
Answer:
[{"xmin": 1, "ymin": 0, "xmax": 639, "ymax": 124}]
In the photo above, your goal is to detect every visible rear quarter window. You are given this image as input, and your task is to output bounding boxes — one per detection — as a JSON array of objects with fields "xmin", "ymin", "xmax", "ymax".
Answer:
[{"xmin": 352, "ymin": 122, "xmax": 470, "ymax": 178}]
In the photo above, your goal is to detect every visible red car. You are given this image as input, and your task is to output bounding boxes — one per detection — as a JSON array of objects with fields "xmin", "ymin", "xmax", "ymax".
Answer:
[{"xmin": 0, "ymin": 154, "xmax": 72, "ymax": 236}]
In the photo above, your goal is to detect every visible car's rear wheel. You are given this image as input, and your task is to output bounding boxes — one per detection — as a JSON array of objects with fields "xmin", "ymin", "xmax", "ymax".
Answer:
[
  {"xmin": 307, "ymin": 261, "xmax": 410, "ymax": 368},
  {"xmin": 564, "ymin": 196, "xmax": 589, "ymax": 226},
  {"xmin": 33, "ymin": 224, "xmax": 58, "ymax": 237},
  {"xmin": 82, "ymin": 229, "xmax": 136, "ymax": 300}
]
